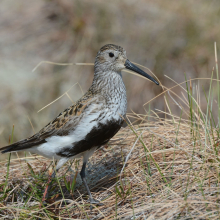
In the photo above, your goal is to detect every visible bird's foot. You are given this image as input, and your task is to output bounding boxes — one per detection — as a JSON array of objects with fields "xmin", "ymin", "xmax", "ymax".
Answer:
[
  {"xmin": 89, "ymin": 198, "xmax": 103, "ymax": 204},
  {"xmin": 88, "ymin": 198, "xmax": 104, "ymax": 210}
]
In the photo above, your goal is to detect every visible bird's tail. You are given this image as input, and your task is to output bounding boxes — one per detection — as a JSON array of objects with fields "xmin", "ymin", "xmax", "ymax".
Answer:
[
  {"xmin": 1, "ymin": 141, "xmax": 26, "ymax": 153},
  {"xmin": 1, "ymin": 144, "xmax": 15, "ymax": 153},
  {"xmin": 1, "ymin": 136, "xmax": 46, "ymax": 154}
]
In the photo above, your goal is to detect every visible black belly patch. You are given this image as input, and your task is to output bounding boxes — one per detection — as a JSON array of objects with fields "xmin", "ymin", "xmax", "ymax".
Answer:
[{"xmin": 56, "ymin": 119, "xmax": 123, "ymax": 157}]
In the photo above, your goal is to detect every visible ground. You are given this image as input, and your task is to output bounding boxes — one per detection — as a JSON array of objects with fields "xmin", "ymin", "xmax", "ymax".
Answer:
[{"xmin": 1, "ymin": 116, "xmax": 220, "ymax": 219}]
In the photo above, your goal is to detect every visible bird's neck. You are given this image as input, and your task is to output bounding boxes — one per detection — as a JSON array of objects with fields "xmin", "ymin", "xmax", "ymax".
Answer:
[
  {"xmin": 91, "ymin": 70, "xmax": 127, "ymax": 117},
  {"xmin": 91, "ymin": 70, "xmax": 125, "ymax": 95},
  {"xmin": 88, "ymin": 70, "xmax": 127, "ymax": 118}
]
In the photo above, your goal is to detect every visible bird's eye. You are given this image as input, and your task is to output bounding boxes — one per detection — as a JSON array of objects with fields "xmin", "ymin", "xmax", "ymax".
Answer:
[{"xmin": 109, "ymin": 52, "xmax": 114, "ymax": 58}]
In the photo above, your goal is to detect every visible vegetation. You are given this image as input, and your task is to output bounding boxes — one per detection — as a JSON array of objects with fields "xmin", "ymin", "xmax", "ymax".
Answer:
[{"xmin": 1, "ymin": 50, "xmax": 220, "ymax": 218}]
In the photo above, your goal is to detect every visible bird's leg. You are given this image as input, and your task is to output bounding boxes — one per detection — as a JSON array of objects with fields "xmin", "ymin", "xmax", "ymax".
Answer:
[
  {"xmin": 80, "ymin": 162, "xmax": 102, "ymax": 206},
  {"xmin": 42, "ymin": 170, "xmax": 57, "ymax": 203},
  {"xmin": 42, "ymin": 158, "xmax": 69, "ymax": 203}
]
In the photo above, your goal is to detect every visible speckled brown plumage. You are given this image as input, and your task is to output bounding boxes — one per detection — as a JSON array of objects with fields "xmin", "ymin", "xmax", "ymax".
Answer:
[{"xmin": 0, "ymin": 88, "xmax": 105, "ymax": 152}]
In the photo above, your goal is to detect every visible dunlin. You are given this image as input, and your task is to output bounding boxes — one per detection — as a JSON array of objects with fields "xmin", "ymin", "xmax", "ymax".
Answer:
[{"xmin": 1, "ymin": 44, "xmax": 159, "ymax": 205}]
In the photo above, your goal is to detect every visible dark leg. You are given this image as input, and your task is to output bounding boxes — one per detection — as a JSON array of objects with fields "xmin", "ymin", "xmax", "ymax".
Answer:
[
  {"xmin": 80, "ymin": 162, "xmax": 103, "ymax": 205},
  {"xmin": 42, "ymin": 158, "xmax": 69, "ymax": 204},
  {"xmin": 42, "ymin": 170, "xmax": 57, "ymax": 203}
]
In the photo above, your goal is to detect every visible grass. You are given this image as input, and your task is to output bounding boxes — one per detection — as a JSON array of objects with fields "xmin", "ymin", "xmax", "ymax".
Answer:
[
  {"xmin": 1, "ymin": 83, "xmax": 220, "ymax": 219},
  {"xmin": 1, "ymin": 47, "xmax": 220, "ymax": 218}
]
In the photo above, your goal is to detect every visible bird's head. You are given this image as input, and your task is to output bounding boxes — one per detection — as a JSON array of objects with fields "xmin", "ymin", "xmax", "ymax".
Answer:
[{"xmin": 94, "ymin": 44, "xmax": 159, "ymax": 85}]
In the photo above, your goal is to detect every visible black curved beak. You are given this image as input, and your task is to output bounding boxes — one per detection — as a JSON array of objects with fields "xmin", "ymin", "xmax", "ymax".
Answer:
[{"xmin": 125, "ymin": 59, "xmax": 159, "ymax": 85}]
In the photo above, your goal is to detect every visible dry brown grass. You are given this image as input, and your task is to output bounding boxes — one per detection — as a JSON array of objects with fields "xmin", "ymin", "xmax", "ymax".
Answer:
[{"xmin": 0, "ymin": 115, "xmax": 219, "ymax": 219}]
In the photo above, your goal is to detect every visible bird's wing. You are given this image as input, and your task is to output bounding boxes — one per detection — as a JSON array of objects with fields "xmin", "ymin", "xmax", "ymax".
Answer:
[{"xmin": 1, "ymin": 93, "xmax": 106, "ymax": 153}]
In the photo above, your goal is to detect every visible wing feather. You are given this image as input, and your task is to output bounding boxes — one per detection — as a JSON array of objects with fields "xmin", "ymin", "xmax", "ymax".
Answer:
[{"xmin": 1, "ymin": 92, "xmax": 106, "ymax": 153}]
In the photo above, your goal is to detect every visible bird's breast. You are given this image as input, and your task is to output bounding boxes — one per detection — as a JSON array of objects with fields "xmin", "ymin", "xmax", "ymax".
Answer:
[
  {"xmin": 93, "ymin": 70, "xmax": 127, "ymax": 118},
  {"xmin": 105, "ymin": 82, "xmax": 127, "ymax": 118}
]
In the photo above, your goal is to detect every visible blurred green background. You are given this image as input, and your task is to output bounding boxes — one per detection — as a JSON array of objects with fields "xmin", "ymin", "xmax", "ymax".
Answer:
[{"xmin": 0, "ymin": 0, "xmax": 220, "ymax": 149}]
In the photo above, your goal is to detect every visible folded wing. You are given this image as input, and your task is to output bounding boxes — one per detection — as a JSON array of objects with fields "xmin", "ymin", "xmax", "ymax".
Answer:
[{"xmin": 1, "ymin": 93, "xmax": 106, "ymax": 153}]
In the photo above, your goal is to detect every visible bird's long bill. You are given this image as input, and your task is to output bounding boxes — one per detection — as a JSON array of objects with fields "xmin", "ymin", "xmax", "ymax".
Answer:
[{"xmin": 124, "ymin": 59, "xmax": 159, "ymax": 85}]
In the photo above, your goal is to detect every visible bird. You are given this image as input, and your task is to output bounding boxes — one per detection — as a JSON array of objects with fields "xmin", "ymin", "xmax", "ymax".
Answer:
[{"xmin": 0, "ymin": 44, "xmax": 159, "ymax": 205}]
